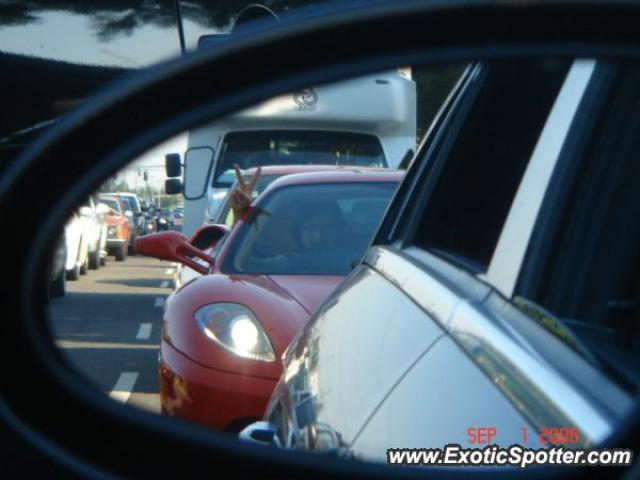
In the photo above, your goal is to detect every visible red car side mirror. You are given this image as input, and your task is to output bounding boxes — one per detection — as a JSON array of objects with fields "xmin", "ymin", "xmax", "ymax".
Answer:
[
  {"xmin": 189, "ymin": 224, "xmax": 230, "ymax": 251},
  {"xmin": 134, "ymin": 231, "xmax": 214, "ymax": 274}
]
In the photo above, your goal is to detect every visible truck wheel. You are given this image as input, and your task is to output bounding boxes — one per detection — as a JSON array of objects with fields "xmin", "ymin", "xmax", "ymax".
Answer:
[
  {"xmin": 115, "ymin": 245, "xmax": 127, "ymax": 261},
  {"xmin": 89, "ymin": 248, "xmax": 100, "ymax": 269},
  {"xmin": 49, "ymin": 271, "xmax": 66, "ymax": 298}
]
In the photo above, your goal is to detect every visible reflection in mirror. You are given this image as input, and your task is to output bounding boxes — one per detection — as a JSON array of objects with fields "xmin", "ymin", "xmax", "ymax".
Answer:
[
  {"xmin": 45, "ymin": 57, "xmax": 638, "ymax": 468},
  {"xmin": 46, "ymin": 65, "xmax": 457, "ymax": 423}
]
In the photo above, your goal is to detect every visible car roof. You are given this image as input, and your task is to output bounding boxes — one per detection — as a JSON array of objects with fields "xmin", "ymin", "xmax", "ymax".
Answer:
[
  {"xmin": 241, "ymin": 164, "xmax": 365, "ymax": 177},
  {"xmin": 262, "ymin": 167, "xmax": 404, "ymax": 193}
]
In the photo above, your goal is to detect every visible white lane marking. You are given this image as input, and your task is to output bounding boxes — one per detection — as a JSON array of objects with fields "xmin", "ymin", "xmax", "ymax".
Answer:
[
  {"xmin": 56, "ymin": 340, "xmax": 156, "ymax": 350},
  {"xmin": 109, "ymin": 372, "xmax": 138, "ymax": 403},
  {"xmin": 136, "ymin": 323, "xmax": 152, "ymax": 340},
  {"xmin": 160, "ymin": 280, "xmax": 169, "ymax": 288},
  {"xmin": 165, "ymin": 268, "xmax": 174, "ymax": 275},
  {"xmin": 154, "ymin": 297, "xmax": 165, "ymax": 308}
]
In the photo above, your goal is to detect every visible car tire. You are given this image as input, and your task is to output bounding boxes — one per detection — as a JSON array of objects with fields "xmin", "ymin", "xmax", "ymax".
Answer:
[
  {"xmin": 115, "ymin": 245, "xmax": 127, "ymax": 261},
  {"xmin": 80, "ymin": 253, "xmax": 89, "ymax": 275},
  {"xmin": 66, "ymin": 264, "xmax": 80, "ymax": 281},
  {"xmin": 89, "ymin": 248, "xmax": 100, "ymax": 270},
  {"xmin": 49, "ymin": 271, "xmax": 66, "ymax": 298}
]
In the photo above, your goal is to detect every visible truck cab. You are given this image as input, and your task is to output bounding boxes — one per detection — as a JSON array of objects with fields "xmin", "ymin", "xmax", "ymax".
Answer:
[{"xmin": 166, "ymin": 70, "xmax": 416, "ymax": 236}]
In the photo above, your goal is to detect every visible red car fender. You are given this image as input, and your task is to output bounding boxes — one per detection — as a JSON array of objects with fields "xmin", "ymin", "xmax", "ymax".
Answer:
[{"xmin": 163, "ymin": 273, "xmax": 311, "ymax": 380}]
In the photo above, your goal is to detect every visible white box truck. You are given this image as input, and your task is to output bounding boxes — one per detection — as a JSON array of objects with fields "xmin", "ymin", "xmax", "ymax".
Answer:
[{"xmin": 166, "ymin": 70, "xmax": 417, "ymax": 237}]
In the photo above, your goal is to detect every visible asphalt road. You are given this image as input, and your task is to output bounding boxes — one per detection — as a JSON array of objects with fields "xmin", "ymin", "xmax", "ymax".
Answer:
[{"xmin": 47, "ymin": 253, "xmax": 177, "ymax": 414}]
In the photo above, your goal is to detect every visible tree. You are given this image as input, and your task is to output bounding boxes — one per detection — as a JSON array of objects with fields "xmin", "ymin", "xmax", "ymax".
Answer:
[{"xmin": 98, "ymin": 178, "xmax": 130, "ymax": 193}]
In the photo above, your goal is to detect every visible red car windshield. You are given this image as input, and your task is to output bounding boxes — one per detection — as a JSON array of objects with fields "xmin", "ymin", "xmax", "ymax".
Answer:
[{"xmin": 222, "ymin": 181, "xmax": 397, "ymax": 275}]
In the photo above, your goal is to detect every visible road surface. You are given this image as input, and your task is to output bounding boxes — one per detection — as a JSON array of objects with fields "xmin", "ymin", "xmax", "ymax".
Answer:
[{"xmin": 48, "ymin": 254, "xmax": 176, "ymax": 414}]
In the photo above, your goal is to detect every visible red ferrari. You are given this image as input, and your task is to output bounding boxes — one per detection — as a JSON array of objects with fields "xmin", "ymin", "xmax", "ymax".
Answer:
[{"xmin": 135, "ymin": 168, "xmax": 402, "ymax": 432}]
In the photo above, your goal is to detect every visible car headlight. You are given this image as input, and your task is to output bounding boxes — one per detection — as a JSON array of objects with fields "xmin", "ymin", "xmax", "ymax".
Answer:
[
  {"xmin": 195, "ymin": 303, "xmax": 275, "ymax": 362},
  {"xmin": 158, "ymin": 218, "xmax": 167, "ymax": 224},
  {"xmin": 108, "ymin": 226, "xmax": 117, "ymax": 236}
]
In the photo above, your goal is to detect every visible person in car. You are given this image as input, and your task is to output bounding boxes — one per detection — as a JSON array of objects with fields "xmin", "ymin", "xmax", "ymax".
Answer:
[
  {"xmin": 243, "ymin": 201, "xmax": 348, "ymax": 273},
  {"xmin": 229, "ymin": 164, "xmax": 353, "ymax": 273}
]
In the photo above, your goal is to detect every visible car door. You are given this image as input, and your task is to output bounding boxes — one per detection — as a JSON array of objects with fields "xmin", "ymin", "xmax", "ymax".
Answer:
[{"xmin": 266, "ymin": 58, "xmax": 635, "ymax": 460}]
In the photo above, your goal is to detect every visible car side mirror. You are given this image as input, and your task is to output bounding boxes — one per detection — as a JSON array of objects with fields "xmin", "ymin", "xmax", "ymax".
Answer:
[
  {"xmin": 183, "ymin": 147, "xmax": 214, "ymax": 200},
  {"xmin": 189, "ymin": 224, "xmax": 230, "ymax": 251},
  {"xmin": 165, "ymin": 178, "xmax": 182, "ymax": 195},
  {"xmin": 124, "ymin": 210, "xmax": 133, "ymax": 218},
  {"xmin": 165, "ymin": 153, "xmax": 182, "ymax": 177},
  {"xmin": 134, "ymin": 231, "xmax": 214, "ymax": 274}
]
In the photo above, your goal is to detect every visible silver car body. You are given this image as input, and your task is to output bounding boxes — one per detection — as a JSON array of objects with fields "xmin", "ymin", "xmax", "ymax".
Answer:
[{"xmin": 257, "ymin": 59, "xmax": 636, "ymax": 462}]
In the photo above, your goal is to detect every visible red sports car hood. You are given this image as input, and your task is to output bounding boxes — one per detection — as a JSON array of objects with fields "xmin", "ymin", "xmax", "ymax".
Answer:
[
  {"xmin": 164, "ymin": 273, "xmax": 343, "ymax": 380},
  {"xmin": 266, "ymin": 275, "xmax": 344, "ymax": 314}
]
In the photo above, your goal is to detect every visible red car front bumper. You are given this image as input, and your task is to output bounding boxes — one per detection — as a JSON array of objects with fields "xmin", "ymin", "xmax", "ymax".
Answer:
[{"xmin": 159, "ymin": 340, "xmax": 277, "ymax": 432}]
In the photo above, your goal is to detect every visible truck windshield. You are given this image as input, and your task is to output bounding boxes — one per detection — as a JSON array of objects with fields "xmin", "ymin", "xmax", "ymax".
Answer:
[
  {"xmin": 100, "ymin": 199, "xmax": 120, "ymax": 214},
  {"xmin": 213, "ymin": 130, "xmax": 387, "ymax": 187}
]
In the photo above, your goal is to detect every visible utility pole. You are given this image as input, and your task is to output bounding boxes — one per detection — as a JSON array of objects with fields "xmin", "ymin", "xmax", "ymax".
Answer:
[{"xmin": 174, "ymin": 0, "xmax": 186, "ymax": 55}]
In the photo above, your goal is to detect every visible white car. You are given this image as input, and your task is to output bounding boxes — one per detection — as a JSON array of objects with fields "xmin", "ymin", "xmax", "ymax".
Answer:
[{"xmin": 64, "ymin": 196, "xmax": 108, "ymax": 280}]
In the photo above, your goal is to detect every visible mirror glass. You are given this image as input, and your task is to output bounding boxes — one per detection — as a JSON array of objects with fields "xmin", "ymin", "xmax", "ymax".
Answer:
[
  {"xmin": 41, "ymin": 56, "xmax": 639, "ymax": 471},
  {"xmin": 44, "ymin": 63, "xmax": 460, "ymax": 416},
  {"xmin": 183, "ymin": 147, "xmax": 214, "ymax": 199}
]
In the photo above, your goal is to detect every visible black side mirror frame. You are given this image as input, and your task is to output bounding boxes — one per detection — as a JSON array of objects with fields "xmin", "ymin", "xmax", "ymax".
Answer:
[
  {"xmin": 4, "ymin": 1, "xmax": 640, "ymax": 478},
  {"xmin": 165, "ymin": 178, "xmax": 182, "ymax": 195},
  {"xmin": 165, "ymin": 153, "xmax": 182, "ymax": 177}
]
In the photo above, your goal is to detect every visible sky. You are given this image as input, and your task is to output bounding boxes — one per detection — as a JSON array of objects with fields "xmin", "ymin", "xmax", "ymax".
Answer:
[
  {"xmin": 0, "ymin": 8, "xmax": 211, "ymax": 189},
  {"xmin": 0, "ymin": 9, "xmax": 213, "ymax": 67},
  {"xmin": 0, "ymin": 4, "xmax": 359, "ymax": 191}
]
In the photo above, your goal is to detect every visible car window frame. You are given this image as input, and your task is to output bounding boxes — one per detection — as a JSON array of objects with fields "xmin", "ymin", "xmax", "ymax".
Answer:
[
  {"xmin": 484, "ymin": 59, "xmax": 597, "ymax": 297},
  {"xmin": 374, "ymin": 62, "xmax": 479, "ymax": 244},
  {"xmin": 515, "ymin": 60, "xmax": 617, "ymax": 300},
  {"xmin": 514, "ymin": 60, "xmax": 640, "ymax": 390},
  {"xmin": 383, "ymin": 59, "xmax": 576, "ymax": 279}
]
